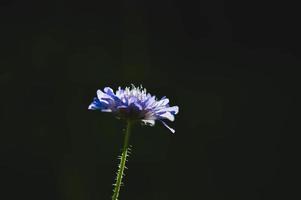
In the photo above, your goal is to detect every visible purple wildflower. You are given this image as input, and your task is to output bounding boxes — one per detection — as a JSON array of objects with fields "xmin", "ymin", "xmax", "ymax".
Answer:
[{"xmin": 88, "ymin": 85, "xmax": 179, "ymax": 133}]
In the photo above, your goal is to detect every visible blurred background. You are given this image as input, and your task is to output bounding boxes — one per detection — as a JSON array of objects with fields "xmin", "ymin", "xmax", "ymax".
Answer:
[{"xmin": 0, "ymin": 0, "xmax": 299, "ymax": 199}]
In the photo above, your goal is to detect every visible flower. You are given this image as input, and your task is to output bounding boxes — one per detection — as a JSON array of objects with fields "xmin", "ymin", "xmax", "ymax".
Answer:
[{"xmin": 88, "ymin": 85, "xmax": 179, "ymax": 133}]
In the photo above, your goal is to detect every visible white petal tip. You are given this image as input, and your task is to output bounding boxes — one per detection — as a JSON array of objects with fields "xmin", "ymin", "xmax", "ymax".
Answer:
[
  {"xmin": 88, "ymin": 104, "xmax": 97, "ymax": 110},
  {"xmin": 159, "ymin": 112, "xmax": 175, "ymax": 121},
  {"xmin": 174, "ymin": 106, "xmax": 179, "ymax": 114},
  {"xmin": 101, "ymin": 109, "xmax": 112, "ymax": 112},
  {"xmin": 161, "ymin": 120, "xmax": 176, "ymax": 133},
  {"xmin": 141, "ymin": 120, "xmax": 155, "ymax": 126}
]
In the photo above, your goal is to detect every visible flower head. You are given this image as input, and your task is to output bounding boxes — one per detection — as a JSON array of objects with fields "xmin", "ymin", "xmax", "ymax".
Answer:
[{"xmin": 88, "ymin": 85, "xmax": 179, "ymax": 133}]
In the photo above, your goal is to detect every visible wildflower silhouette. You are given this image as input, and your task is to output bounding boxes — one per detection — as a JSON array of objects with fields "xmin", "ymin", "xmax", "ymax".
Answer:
[{"xmin": 88, "ymin": 85, "xmax": 179, "ymax": 200}]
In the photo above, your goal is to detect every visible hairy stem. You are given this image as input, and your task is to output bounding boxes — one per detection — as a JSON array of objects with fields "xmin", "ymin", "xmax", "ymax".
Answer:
[{"xmin": 112, "ymin": 120, "xmax": 132, "ymax": 200}]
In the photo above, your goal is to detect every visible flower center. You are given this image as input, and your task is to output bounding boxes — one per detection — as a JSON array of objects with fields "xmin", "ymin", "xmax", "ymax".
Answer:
[{"xmin": 117, "ymin": 105, "xmax": 145, "ymax": 120}]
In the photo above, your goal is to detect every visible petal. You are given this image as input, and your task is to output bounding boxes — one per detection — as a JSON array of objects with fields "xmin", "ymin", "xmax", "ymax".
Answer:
[
  {"xmin": 117, "ymin": 105, "xmax": 128, "ymax": 109},
  {"xmin": 156, "ymin": 106, "xmax": 179, "ymax": 115},
  {"xmin": 160, "ymin": 120, "xmax": 175, "ymax": 133},
  {"xmin": 104, "ymin": 87, "xmax": 115, "ymax": 97},
  {"xmin": 141, "ymin": 119, "xmax": 155, "ymax": 126},
  {"xmin": 115, "ymin": 87, "xmax": 124, "ymax": 97},
  {"xmin": 143, "ymin": 112, "xmax": 157, "ymax": 120},
  {"xmin": 159, "ymin": 112, "xmax": 175, "ymax": 121},
  {"xmin": 104, "ymin": 87, "xmax": 114, "ymax": 93},
  {"xmin": 128, "ymin": 96, "xmax": 137, "ymax": 105},
  {"xmin": 101, "ymin": 109, "xmax": 112, "ymax": 112},
  {"xmin": 144, "ymin": 96, "xmax": 156, "ymax": 107},
  {"xmin": 133, "ymin": 102, "xmax": 143, "ymax": 110},
  {"xmin": 98, "ymin": 89, "xmax": 124, "ymax": 109},
  {"xmin": 156, "ymin": 98, "xmax": 169, "ymax": 106},
  {"xmin": 88, "ymin": 97, "xmax": 107, "ymax": 110},
  {"xmin": 88, "ymin": 103, "xmax": 100, "ymax": 110},
  {"xmin": 98, "ymin": 98, "xmax": 110, "ymax": 105},
  {"xmin": 97, "ymin": 89, "xmax": 113, "ymax": 100}
]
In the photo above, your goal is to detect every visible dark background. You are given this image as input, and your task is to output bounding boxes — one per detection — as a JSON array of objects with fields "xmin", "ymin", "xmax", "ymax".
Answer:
[{"xmin": 0, "ymin": 0, "xmax": 299, "ymax": 199}]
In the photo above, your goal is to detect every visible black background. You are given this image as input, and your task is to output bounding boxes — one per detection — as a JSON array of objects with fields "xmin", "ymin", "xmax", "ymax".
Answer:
[{"xmin": 0, "ymin": 0, "xmax": 299, "ymax": 199}]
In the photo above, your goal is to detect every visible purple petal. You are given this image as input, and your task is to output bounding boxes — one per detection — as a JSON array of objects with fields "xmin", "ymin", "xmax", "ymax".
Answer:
[
  {"xmin": 156, "ymin": 106, "xmax": 179, "ymax": 115},
  {"xmin": 145, "ymin": 96, "xmax": 157, "ymax": 108},
  {"xmin": 156, "ymin": 98, "xmax": 169, "ymax": 106},
  {"xmin": 159, "ymin": 112, "xmax": 175, "ymax": 121},
  {"xmin": 128, "ymin": 96, "xmax": 137, "ymax": 105},
  {"xmin": 133, "ymin": 102, "xmax": 143, "ymax": 110},
  {"xmin": 97, "ymin": 90, "xmax": 112, "ymax": 100},
  {"xmin": 88, "ymin": 103, "xmax": 99, "ymax": 110},
  {"xmin": 88, "ymin": 97, "xmax": 108, "ymax": 110},
  {"xmin": 104, "ymin": 87, "xmax": 114, "ymax": 93},
  {"xmin": 104, "ymin": 87, "xmax": 115, "ymax": 97}
]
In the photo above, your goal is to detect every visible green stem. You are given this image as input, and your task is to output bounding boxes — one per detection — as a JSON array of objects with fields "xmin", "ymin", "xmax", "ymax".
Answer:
[{"xmin": 112, "ymin": 120, "xmax": 132, "ymax": 200}]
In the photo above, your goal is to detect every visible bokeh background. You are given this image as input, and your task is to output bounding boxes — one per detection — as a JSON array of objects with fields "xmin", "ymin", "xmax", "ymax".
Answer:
[{"xmin": 0, "ymin": 0, "xmax": 299, "ymax": 200}]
